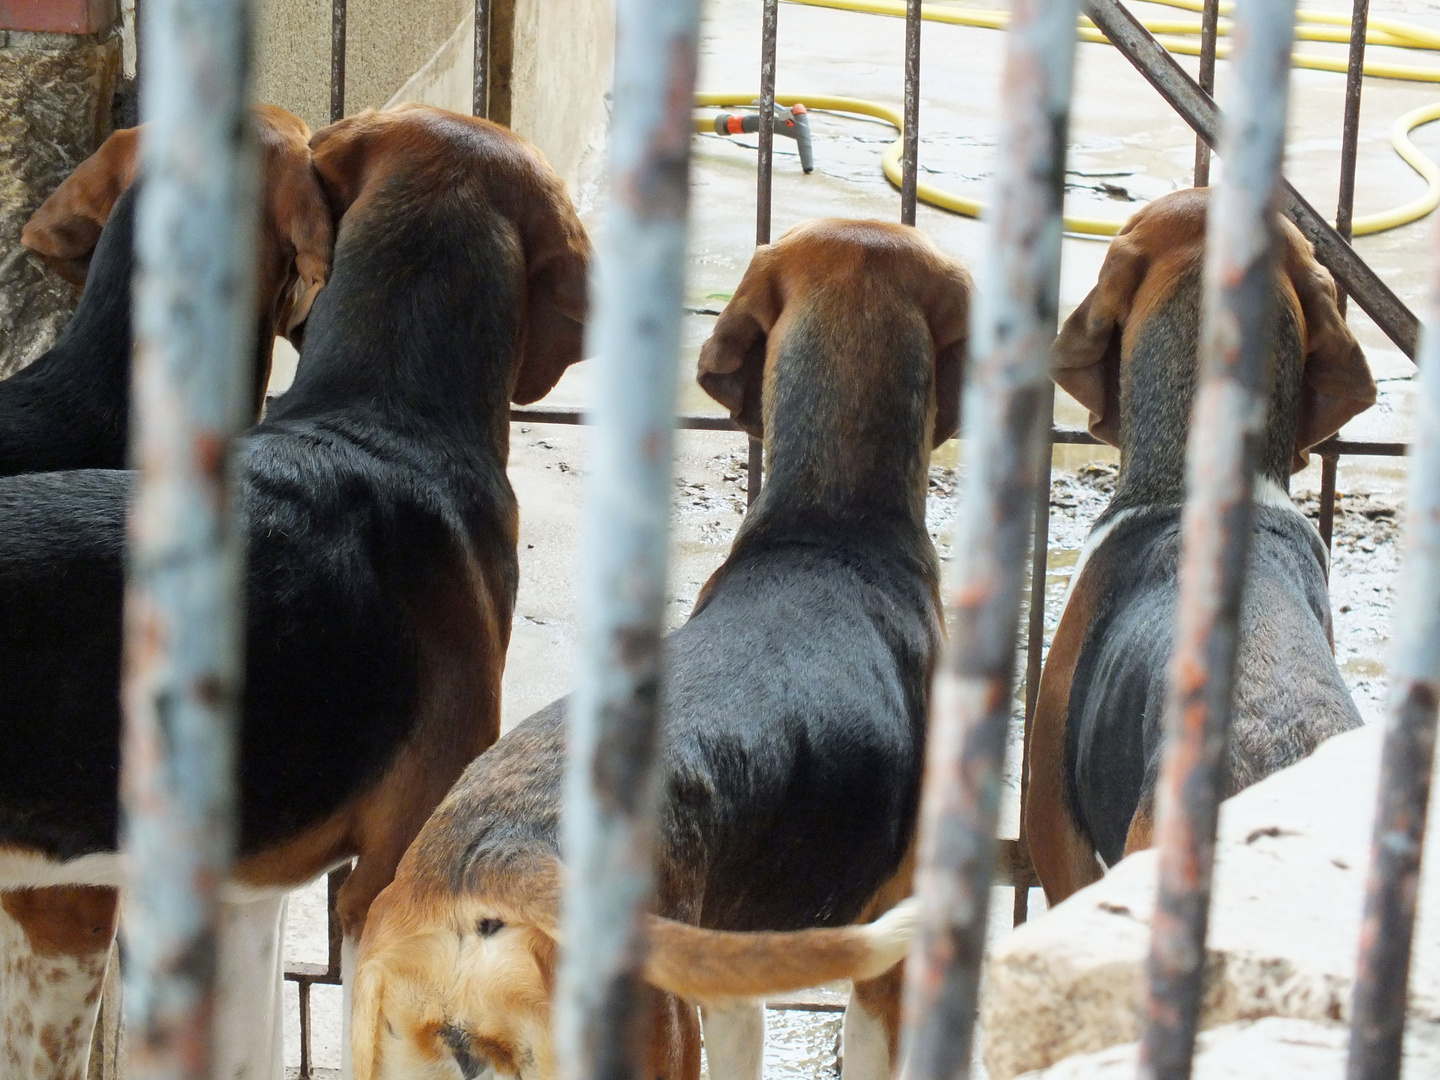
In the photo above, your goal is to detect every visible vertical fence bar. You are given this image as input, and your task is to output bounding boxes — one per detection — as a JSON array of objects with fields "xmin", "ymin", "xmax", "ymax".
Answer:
[
  {"xmin": 1137, "ymin": 0, "xmax": 1298, "ymax": 1075},
  {"xmin": 552, "ymin": 0, "xmax": 699, "ymax": 1078},
  {"xmin": 121, "ymin": 0, "xmax": 257, "ymax": 1075},
  {"xmin": 1334, "ymin": 0, "xmax": 1369, "ymax": 318},
  {"xmin": 1017, "ymin": 385, "xmax": 1057, "ymax": 928},
  {"xmin": 900, "ymin": 0, "xmax": 922, "ymax": 225},
  {"xmin": 1192, "ymin": 0, "xmax": 1219, "ymax": 186},
  {"xmin": 1319, "ymin": 451, "xmax": 1339, "ymax": 553},
  {"xmin": 1345, "ymin": 219, "xmax": 1440, "ymax": 1080},
  {"xmin": 330, "ymin": 0, "xmax": 346, "ymax": 122},
  {"xmin": 473, "ymin": 0, "xmax": 489, "ymax": 117},
  {"xmin": 900, "ymin": 0, "xmax": 1080, "ymax": 1070},
  {"xmin": 748, "ymin": 0, "xmax": 779, "ymax": 507}
]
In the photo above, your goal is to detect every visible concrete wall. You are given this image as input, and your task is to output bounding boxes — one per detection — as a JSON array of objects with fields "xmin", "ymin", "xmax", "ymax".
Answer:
[{"xmin": 253, "ymin": 0, "xmax": 613, "ymax": 196}]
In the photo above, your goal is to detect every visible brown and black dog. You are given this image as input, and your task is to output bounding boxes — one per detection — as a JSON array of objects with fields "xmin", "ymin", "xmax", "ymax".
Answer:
[
  {"xmin": 1025, "ymin": 188, "xmax": 1377, "ymax": 905},
  {"xmin": 347, "ymin": 219, "xmax": 973, "ymax": 1080},
  {"xmin": 0, "ymin": 104, "xmax": 588, "ymax": 1080},
  {"xmin": 1, "ymin": 104, "xmax": 332, "ymax": 476}
]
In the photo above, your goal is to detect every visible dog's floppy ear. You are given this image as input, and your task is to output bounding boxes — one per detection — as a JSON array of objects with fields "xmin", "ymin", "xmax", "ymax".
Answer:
[
  {"xmin": 925, "ymin": 262, "xmax": 973, "ymax": 447},
  {"xmin": 511, "ymin": 178, "xmax": 592, "ymax": 405},
  {"xmin": 309, "ymin": 110, "xmax": 390, "ymax": 220},
  {"xmin": 1052, "ymin": 232, "xmax": 1148, "ymax": 447},
  {"xmin": 268, "ymin": 163, "xmax": 334, "ymax": 341},
  {"xmin": 21, "ymin": 127, "xmax": 142, "ymax": 287},
  {"xmin": 1282, "ymin": 228, "xmax": 1377, "ymax": 469},
  {"xmin": 698, "ymin": 245, "xmax": 782, "ymax": 440}
]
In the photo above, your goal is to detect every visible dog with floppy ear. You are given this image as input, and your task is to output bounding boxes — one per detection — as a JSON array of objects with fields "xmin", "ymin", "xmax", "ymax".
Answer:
[
  {"xmin": 0, "ymin": 104, "xmax": 332, "ymax": 477},
  {"xmin": 0, "ymin": 105, "xmax": 588, "ymax": 1080},
  {"xmin": 1026, "ymin": 188, "xmax": 1375, "ymax": 904},
  {"xmin": 348, "ymin": 218, "xmax": 969, "ymax": 1080}
]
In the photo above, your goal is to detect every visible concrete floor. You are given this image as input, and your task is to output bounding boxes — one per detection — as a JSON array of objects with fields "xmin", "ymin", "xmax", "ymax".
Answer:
[{"xmin": 280, "ymin": 0, "xmax": 1440, "ymax": 1071}]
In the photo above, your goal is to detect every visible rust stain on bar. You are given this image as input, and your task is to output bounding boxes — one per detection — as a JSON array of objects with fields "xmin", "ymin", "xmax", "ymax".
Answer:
[
  {"xmin": 899, "ymin": 0, "xmax": 1080, "ymax": 1072},
  {"xmin": 1137, "ymin": 0, "xmax": 1298, "ymax": 1073},
  {"xmin": 901, "ymin": 0, "xmax": 922, "ymax": 225}
]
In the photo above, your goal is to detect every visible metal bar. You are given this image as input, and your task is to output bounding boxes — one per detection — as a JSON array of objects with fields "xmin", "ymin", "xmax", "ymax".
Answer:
[
  {"xmin": 750, "ymin": 0, "xmax": 779, "ymax": 508},
  {"xmin": 473, "ymin": 0, "xmax": 489, "ymax": 118},
  {"xmin": 552, "ymin": 0, "xmax": 700, "ymax": 1079},
  {"xmin": 1192, "ymin": 0, "xmax": 1219, "ymax": 186},
  {"xmin": 330, "ymin": 0, "xmax": 346, "ymax": 123},
  {"xmin": 1320, "ymin": 452, "xmax": 1339, "ymax": 553},
  {"xmin": 757, "ymin": 0, "xmax": 778, "ymax": 245},
  {"xmin": 899, "ymin": 0, "xmax": 1080, "ymax": 1070},
  {"xmin": 121, "ymin": 0, "xmax": 257, "ymax": 1075},
  {"xmin": 1017, "ymin": 388, "xmax": 1057, "ymax": 928},
  {"xmin": 900, "ymin": 0, "xmax": 922, "ymax": 225},
  {"xmin": 1335, "ymin": 0, "xmax": 1369, "ymax": 317},
  {"xmin": 507, "ymin": 411, "xmax": 1412, "ymax": 460},
  {"xmin": 1081, "ymin": 0, "xmax": 1419, "ymax": 362},
  {"xmin": 298, "ymin": 981, "xmax": 313, "ymax": 1080},
  {"xmin": 1345, "ymin": 211, "xmax": 1440, "ymax": 1080},
  {"xmin": 1138, "ymin": 0, "xmax": 1297, "ymax": 1073}
]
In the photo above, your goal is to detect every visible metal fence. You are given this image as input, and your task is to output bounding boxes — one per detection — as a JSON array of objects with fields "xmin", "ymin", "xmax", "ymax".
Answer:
[{"xmin": 112, "ymin": 0, "xmax": 1437, "ymax": 1077}]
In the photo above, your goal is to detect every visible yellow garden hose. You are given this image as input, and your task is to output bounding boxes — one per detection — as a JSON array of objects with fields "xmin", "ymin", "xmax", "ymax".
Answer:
[{"xmin": 696, "ymin": 0, "xmax": 1440, "ymax": 237}]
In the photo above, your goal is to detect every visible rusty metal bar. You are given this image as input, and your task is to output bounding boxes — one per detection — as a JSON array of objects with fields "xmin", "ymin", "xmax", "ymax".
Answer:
[
  {"xmin": 1138, "ymin": 0, "xmax": 1298, "ymax": 1074},
  {"xmin": 121, "ymin": 0, "xmax": 257, "ymax": 1074},
  {"xmin": 297, "ymin": 982, "xmax": 313, "ymax": 1079},
  {"xmin": 473, "ymin": 0, "xmax": 489, "ymax": 118},
  {"xmin": 1192, "ymin": 0, "xmax": 1219, "ymax": 186},
  {"xmin": 552, "ymin": 0, "xmax": 699, "ymax": 1078},
  {"xmin": 1081, "ymin": 0, "xmax": 1419, "ymax": 362},
  {"xmin": 1017, "ymin": 386, "xmax": 1057, "ymax": 929},
  {"xmin": 1334, "ymin": 0, "xmax": 1370, "ymax": 313},
  {"xmin": 330, "ymin": 0, "xmax": 346, "ymax": 122},
  {"xmin": 1320, "ymin": 452, "xmax": 1339, "ymax": 553},
  {"xmin": 1345, "ymin": 215, "xmax": 1440, "ymax": 1080},
  {"xmin": 900, "ymin": 0, "xmax": 922, "ymax": 225},
  {"xmin": 899, "ymin": 0, "xmax": 1080, "ymax": 1069},
  {"xmin": 747, "ymin": 0, "xmax": 779, "ymax": 507}
]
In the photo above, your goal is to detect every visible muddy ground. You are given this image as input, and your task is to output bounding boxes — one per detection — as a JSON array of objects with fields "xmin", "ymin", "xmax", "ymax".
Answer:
[{"xmin": 279, "ymin": 0, "xmax": 1430, "ymax": 1070}]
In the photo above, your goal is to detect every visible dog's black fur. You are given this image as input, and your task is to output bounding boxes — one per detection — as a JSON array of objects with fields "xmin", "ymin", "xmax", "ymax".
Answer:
[
  {"xmin": 1062, "ymin": 270, "xmax": 1361, "ymax": 865},
  {"xmin": 417, "ymin": 307, "xmax": 942, "ymax": 934},
  {"xmin": 0, "ymin": 185, "xmax": 138, "ymax": 477},
  {"xmin": 0, "ymin": 155, "xmax": 524, "ymax": 860},
  {"xmin": 0, "ymin": 180, "xmax": 287, "ymax": 478}
]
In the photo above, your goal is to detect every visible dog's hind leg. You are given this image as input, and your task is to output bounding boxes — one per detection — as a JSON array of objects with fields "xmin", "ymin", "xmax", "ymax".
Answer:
[
  {"xmin": 0, "ymin": 885, "xmax": 117, "ymax": 1080},
  {"xmin": 701, "ymin": 1000, "xmax": 765, "ymax": 1080},
  {"xmin": 213, "ymin": 891, "xmax": 287, "ymax": 1080},
  {"xmin": 844, "ymin": 963, "xmax": 903, "ymax": 1080}
]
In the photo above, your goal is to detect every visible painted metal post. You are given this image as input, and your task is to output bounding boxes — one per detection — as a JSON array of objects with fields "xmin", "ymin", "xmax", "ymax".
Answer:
[
  {"xmin": 1345, "ymin": 217, "xmax": 1440, "ymax": 1080},
  {"xmin": 900, "ymin": 0, "xmax": 922, "ymax": 225},
  {"xmin": 474, "ymin": 0, "xmax": 489, "ymax": 118},
  {"xmin": 121, "ymin": 0, "xmax": 258, "ymax": 1076},
  {"xmin": 899, "ymin": 0, "xmax": 1080, "ymax": 1069},
  {"xmin": 1192, "ymin": 0, "xmax": 1219, "ymax": 186},
  {"xmin": 1137, "ymin": 0, "xmax": 1298, "ymax": 1075},
  {"xmin": 552, "ymin": 1, "xmax": 699, "ymax": 1079},
  {"xmin": 330, "ymin": 0, "xmax": 346, "ymax": 122}
]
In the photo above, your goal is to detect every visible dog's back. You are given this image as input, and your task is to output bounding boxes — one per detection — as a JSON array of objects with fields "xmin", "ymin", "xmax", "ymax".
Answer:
[{"xmin": 1064, "ymin": 503, "xmax": 1359, "ymax": 865}]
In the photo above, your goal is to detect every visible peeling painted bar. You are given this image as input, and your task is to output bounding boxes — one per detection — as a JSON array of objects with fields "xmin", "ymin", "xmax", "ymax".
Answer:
[
  {"xmin": 119, "ymin": 0, "xmax": 258, "ymax": 1076},
  {"xmin": 1138, "ymin": 0, "xmax": 1299, "ymax": 1074},
  {"xmin": 899, "ymin": 0, "xmax": 1080, "ymax": 1070},
  {"xmin": 330, "ymin": 0, "xmax": 345, "ymax": 121},
  {"xmin": 551, "ymin": 1, "xmax": 700, "ymax": 1080},
  {"xmin": 474, "ymin": 0, "xmax": 489, "ymax": 118},
  {"xmin": 1345, "ymin": 216, "xmax": 1440, "ymax": 1080}
]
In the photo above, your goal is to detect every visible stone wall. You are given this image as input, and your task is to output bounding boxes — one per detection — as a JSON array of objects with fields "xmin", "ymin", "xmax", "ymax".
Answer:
[{"xmin": 0, "ymin": 28, "xmax": 119, "ymax": 377}]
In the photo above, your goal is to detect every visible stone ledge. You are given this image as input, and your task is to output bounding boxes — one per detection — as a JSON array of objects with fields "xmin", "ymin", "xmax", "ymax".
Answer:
[{"xmin": 981, "ymin": 723, "xmax": 1440, "ymax": 1078}]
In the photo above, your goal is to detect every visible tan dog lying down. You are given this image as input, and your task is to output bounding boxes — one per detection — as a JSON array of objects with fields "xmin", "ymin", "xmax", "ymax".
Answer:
[{"xmin": 351, "ymin": 219, "xmax": 974, "ymax": 1080}]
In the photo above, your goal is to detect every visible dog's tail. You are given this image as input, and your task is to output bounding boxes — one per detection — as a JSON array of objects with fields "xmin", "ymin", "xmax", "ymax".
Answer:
[{"xmin": 641, "ymin": 898, "xmax": 918, "ymax": 1004}]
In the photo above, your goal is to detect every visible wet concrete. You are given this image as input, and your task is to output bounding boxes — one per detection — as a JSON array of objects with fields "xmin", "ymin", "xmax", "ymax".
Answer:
[{"xmin": 282, "ymin": 0, "xmax": 1435, "ymax": 1071}]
